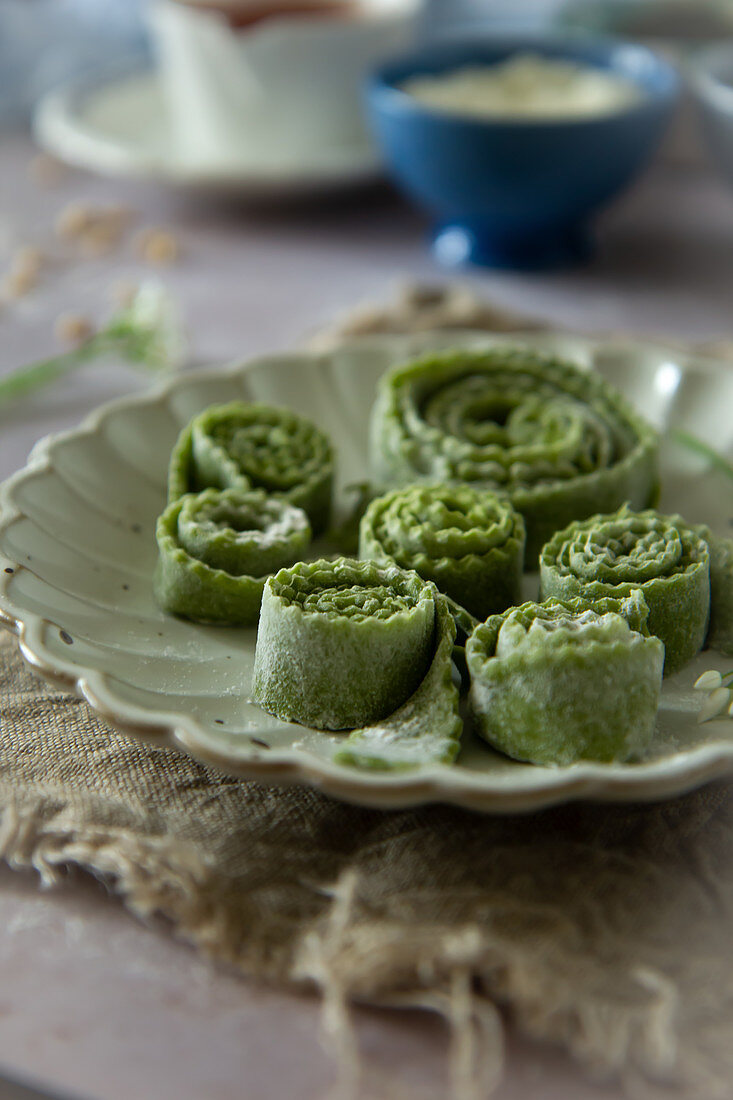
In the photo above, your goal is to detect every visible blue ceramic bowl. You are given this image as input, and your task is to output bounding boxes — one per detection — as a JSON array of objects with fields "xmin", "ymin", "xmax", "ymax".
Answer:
[{"xmin": 366, "ymin": 35, "xmax": 679, "ymax": 270}]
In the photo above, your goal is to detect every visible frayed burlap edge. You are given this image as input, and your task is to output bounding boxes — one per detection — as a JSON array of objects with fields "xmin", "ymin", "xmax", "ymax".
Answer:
[
  {"xmin": 0, "ymin": 799, "xmax": 505, "ymax": 1099},
  {"xmin": 1, "ymin": 795, "xmax": 720, "ymax": 1100}
]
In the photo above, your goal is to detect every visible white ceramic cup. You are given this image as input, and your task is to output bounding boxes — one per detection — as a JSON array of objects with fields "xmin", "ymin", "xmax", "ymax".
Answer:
[{"xmin": 148, "ymin": 0, "xmax": 420, "ymax": 167}]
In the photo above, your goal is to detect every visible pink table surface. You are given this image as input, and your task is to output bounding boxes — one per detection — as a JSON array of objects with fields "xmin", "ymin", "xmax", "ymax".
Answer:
[{"xmin": 0, "ymin": 132, "xmax": 732, "ymax": 1100}]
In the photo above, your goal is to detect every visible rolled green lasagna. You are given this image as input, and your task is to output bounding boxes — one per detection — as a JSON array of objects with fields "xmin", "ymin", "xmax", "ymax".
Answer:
[
  {"xmin": 695, "ymin": 525, "xmax": 733, "ymax": 657},
  {"xmin": 168, "ymin": 401, "xmax": 334, "ymax": 535},
  {"xmin": 466, "ymin": 593, "xmax": 664, "ymax": 765},
  {"xmin": 369, "ymin": 347, "xmax": 659, "ymax": 563},
  {"xmin": 154, "ymin": 488, "xmax": 311, "ymax": 624},
  {"xmin": 540, "ymin": 506, "xmax": 710, "ymax": 674},
  {"xmin": 253, "ymin": 557, "xmax": 461, "ymax": 768},
  {"xmin": 359, "ymin": 482, "xmax": 525, "ymax": 621}
]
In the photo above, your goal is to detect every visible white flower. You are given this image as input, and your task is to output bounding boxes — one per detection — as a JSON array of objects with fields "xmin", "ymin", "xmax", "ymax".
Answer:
[
  {"xmin": 0, "ymin": 281, "xmax": 186, "ymax": 410},
  {"xmin": 698, "ymin": 686, "xmax": 732, "ymax": 724},
  {"xmin": 103, "ymin": 280, "xmax": 187, "ymax": 372},
  {"xmin": 694, "ymin": 670, "xmax": 723, "ymax": 692}
]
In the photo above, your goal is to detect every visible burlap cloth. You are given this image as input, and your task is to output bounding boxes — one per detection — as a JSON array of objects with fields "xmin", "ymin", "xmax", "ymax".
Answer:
[{"xmin": 3, "ymin": 286, "xmax": 733, "ymax": 1100}]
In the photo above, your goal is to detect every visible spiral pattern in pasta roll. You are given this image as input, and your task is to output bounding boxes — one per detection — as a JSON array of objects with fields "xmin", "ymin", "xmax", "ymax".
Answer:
[
  {"xmin": 168, "ymin": 401, "xmax": 334, "ymax": 535},
  {"xmin": 359, "ymin": 483, "xmax": 525, "ymax": 621},
  {"xmin": 154, "ymin": 488, "xmax": 312, "ymax": 625},
  {"xmin": 369, "ymin": 347, "xmax": 659, "ymax": 563},
  {"xmin": 253, "ymin": 557, "xmax": 461, "ymax": 767},
  {"xmin": 540, "ymin": 506, "xmax": 710, "ymax": 674},
  {"xmin": 466, "ymin": 592, "xmax": 664, "ymax": 765}
]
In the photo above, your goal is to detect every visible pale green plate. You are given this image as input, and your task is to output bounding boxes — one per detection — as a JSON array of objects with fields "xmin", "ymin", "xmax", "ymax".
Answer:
[{"xmin": 1, "ymin": 330, "xmax": 732, "ymax": 812}]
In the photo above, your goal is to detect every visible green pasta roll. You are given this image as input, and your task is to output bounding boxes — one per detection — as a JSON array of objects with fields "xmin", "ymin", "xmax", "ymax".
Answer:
[
  {"xmin": 466, "ymin": 592, "xmax": 664, "ymax": 765},
  {"xmin": 335, "ymin": 593, "xmax": 461, "ymax": 771},
  {"xmin": 369, "ymin": 347, "xmax": 659, "ymax": 563},
  {"xmin": 154, "ymin": 488, "xmax": 312, "ymax": 625},
  {"xmin": 539, "ymin": 506, "xmax": 710, "ymax": 674},
  {"xmin": 358, "ymin": 483, "xmax": 525, "ymax": 621},
  {"xmin": 253, "ymin": 557, "xmax": 462, "ymax": 768},
  {"xmin": 694, "ymin": 526, "xmax": 733, "ymax": 657},
  {"xmin": 168, "ymin": 401, "xmax": 334, "ymax": 535}
]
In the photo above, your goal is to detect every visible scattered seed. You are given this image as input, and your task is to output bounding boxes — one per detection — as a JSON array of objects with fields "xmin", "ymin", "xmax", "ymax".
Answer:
[
  {"xmin": 55, "ymin": 202, "xmax": 135, "ymax": 255},
  {"xmin": 12, "ymin": 245, "xmax": 43, "ymax": 276},
  {"xmin": 2, "ymin": 266, "xmax": 37, "ymax": 299},
  {"xmin": 250, "ymin": 737, "xmax": 270, "ymax": 749},
  {"xmin": 135, "ymin": 227, "xmax": 180, "ymax": 266},
  {"xmin": 4, "ymin": 568, "xmax": 13, "ymax": 574},
  {"xmin": 214, "ymin": 719, "xmax": 224, "ymax": 725},
  {"xmin": 79, "ymin": 224, "xmax": 119, "ymax": 258},
  {"xmin": 55, "ymin": 202, "xmax": 94, "ymax": 240},
  {"xmin": 59, "ymin": 630, "xmax": 73, "ymax": 645},
  {"xmin": 54, "ymin": 312, "xmax": 94, "ymax": 345}
]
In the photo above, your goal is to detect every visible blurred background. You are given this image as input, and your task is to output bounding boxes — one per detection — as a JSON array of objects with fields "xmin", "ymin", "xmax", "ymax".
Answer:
[
  {"xmin": 0, "ymin": 0, "xmax": 549, "ymax": 124},
  {"xmin": 0, "ymin": 0, "xmax": 717, "ymax": 125},
  {"xmin": 3, "ymin": 0, "xmax": 732, "ymax": 125},
  {"xmin": 2, "ymin": 0, "xmax": 733, "ymax": 473}
]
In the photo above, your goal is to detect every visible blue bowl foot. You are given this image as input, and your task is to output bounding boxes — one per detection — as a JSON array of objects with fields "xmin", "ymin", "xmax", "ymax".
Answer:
[{"xmin": 431, "ymin": 220, "xmax": 594, "ymax": 272}]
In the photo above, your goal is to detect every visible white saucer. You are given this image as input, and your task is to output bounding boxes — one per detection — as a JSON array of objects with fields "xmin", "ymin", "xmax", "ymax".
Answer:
[{"xmin": 33, "ymin": 68, "xmax": 384, "ymax": 198}]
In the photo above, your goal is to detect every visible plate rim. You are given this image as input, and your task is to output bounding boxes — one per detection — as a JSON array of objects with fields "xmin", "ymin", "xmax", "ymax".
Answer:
[{"xmin": 3, "ymin": 330, "xmax": 733, "ymax": 814}]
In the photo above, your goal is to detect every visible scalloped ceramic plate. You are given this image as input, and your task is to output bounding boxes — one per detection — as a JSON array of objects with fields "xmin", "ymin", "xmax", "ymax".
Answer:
[{"xmin": 2, "ymin": 330, "xmax": 733, "ymax": 813}]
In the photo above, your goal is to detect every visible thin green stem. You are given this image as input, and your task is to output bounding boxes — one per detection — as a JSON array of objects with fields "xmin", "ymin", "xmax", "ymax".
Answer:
[
  {"xmin": 0, "ymin": 340, "xmax": 102, "ymax": 405},
  {"xmin": 0, "ymin": 284, "xmax": 183, "ymax": 411},
  {"xmin": 0, "ymin": 331, "xmax": 165, "ymax": 411},
  {"xmin": 671, "ymin": 429, "xmax": 733, "ymax": 483}
]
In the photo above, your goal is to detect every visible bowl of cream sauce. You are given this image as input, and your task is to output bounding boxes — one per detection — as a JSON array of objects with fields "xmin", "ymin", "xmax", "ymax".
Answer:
[{"xmin": 366, "ymin": 34, "xmax": 680, "ymax": 270}]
